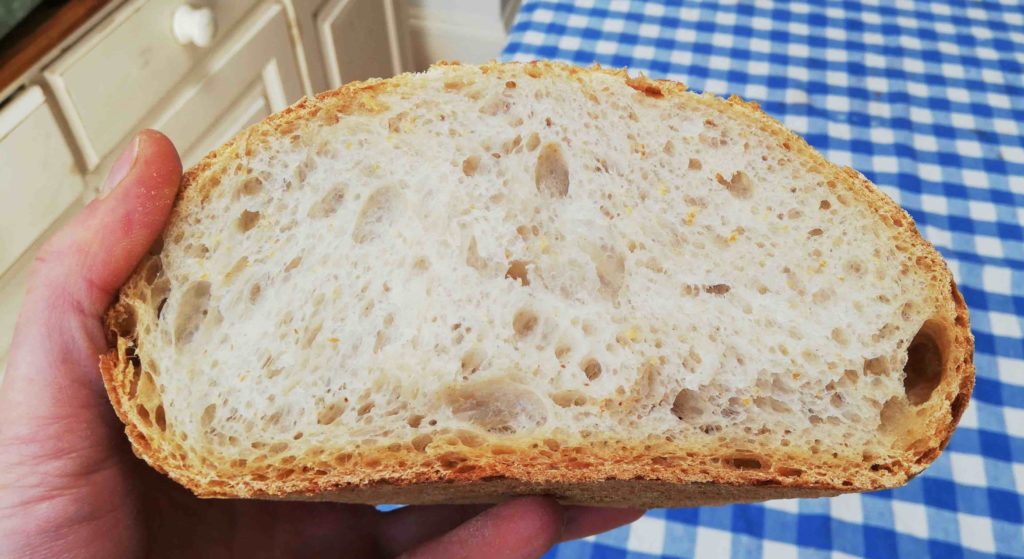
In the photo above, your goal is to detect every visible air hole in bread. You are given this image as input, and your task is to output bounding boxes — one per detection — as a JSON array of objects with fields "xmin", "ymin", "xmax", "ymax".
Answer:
[
  {"xmin": 589, "ymin": 247, "xmax": 625, "ymax": 298},
  {"xmin": 154, "ymin": 404, "xmax": 166, "ymax": 432},
  {"xmin": 307, "ymin": 184, "xmax": 347, "ymax": 218},
  {"xmin": 554, "ymin": 343, "xmax": 571, "ymax": 360},
  {"xmin": 506, "ymin": 260, "xmax": 530, "ymax": 286},
  {"xmin": 535, "ymin": 143, "xmax": 570, "ymax": 197},
  {"xmin": 456, "ymin": 430, "xmax": 484, "ymax": 447},
  {"xmin": 222, "ymin": 257, "xmax": 249, "ymax": 284},
  {"xmin": 110, "ymin": 304, "xmax": 137, "ymax": 340},
  {"xmin": 864, "ymin": 356, "xmax": 889, "ymax": 376},
  {"xmin": 200, "ymin": 404, "xmax": 216, "ymax": 429},
  {"xmin": 552, "ymin": 390, "xmax": 587, "ymax": 408},
  {"xmin": 461, "ymin": 348, "xmax": 486, "ymax": 375},
  {"xmin": 353, "ymin": 186, "xmax": 401, "ymax": 244},
  {"xmin": 238, "ymin": 176, "xmax": 262, "ymax": 197},
  {"xmin": 830, "ymin": 328, "xmax": 849, "ymax": 347},
  {"xmin": 581, "ymin": 358, "xmax": 602, "ymax": 380},
  {"xmin": 411, "ymin": 434, "xmax": 432, "ymax": 452},
  {"xmin": 317, "ymin": 400, "xmax": 346, "ymax": 425},
  {"xmin": 776, "ymin": 466, "xmax": 803, "ymax": 477},
  {"xmin": 141, "ymin": 257, "xmax": 163, "ymax": 286},
  {"xmin": 284, "ymin": 256, "xmax": 302, "ymax": 273},
  {"xmin": 135, "ymin": 404, "xmax": 151, "ymax": 426},
  {"xmin": 513, "ymin": 309, "xmax": 538, "ymax": 338},
  {"xmin": 703, "ymin": 284, "xmax": 731, "ymax": 295},
  {"xmin": 811, "ymin": 288, "xmax": 832, "ymax": 305},
  {"xmin": 904, "ymin": 320, "xmax": 945, "ymax": 405},
  {"xmin": 438, "ymin": 452, "xmax": 468, "ymax": 469},
  {"xmin": 466, "ymin": 237, "xmax": 488, "ymax": 271},
  {"xmin": 725, "ymin": 455, "xmax": 766, "ymax": 470},
  {"xmin": 173, "ymin": 281, "xmax": 211, "ymax": 345},
  {"xmin": 700, "ymin": 423, "xmax": 722, "ymax": 434},
  {"xmin": 357, "ymin": 402, "xmax": 375, "ymax": 417},
  {"xmin": 525, "ymin": 132, "xmax": 541, "ymax": 151},
  {"xmin": 445, "ymin": 381, "xmax": 547, "ymax": 434},
  {"xmin": 462, "ymin": 155, "xmax": 481, "ymax": 177},
  {"xmin": 236, "ymin": 210, "xmax": 260, "ymax": 233},
  {"xmin": 716, "ymin": 171, "xmax": 754, "ymax": 198},
  {"xmin": 479, "ymin": 95, "xmax": 511, "ymax": 116},
  {"xmin": 671, "ymin": 389, "xmax": 706, "ymax": 421},
  {"xmin": 844, "ymin": 258, "xmax": 866, "ymax": 278}
]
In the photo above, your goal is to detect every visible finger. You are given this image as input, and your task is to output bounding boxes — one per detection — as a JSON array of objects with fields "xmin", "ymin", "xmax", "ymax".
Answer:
[
  {"xmin": 375, "ymin": 504, "xmax": 491, "ymax": 556},
  {"xmin": 35, "ymin": 128, "xmax": 182, "ymax": 321},
  {"xmin": 561, "ymin": 506, "xmax": 646, "ymax": 541},
  {"xmin": 400, "ymin": 497, "xmax": 563, "ymax": 559},
  {"xmin": 1, "ymin": 130, "xmax": 181, "ymax": 418}
]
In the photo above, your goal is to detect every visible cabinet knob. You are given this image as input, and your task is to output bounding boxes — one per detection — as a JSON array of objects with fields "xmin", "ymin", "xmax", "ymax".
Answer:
[{"xmin": 172, "ymin": 4, "xmax": 216, "ymax": 48}]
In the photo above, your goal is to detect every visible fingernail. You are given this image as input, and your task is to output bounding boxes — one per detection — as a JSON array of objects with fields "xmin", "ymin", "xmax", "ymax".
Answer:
[{"xmin": 101, "ymin": 135, "xmax": 140, "ymax": 198}]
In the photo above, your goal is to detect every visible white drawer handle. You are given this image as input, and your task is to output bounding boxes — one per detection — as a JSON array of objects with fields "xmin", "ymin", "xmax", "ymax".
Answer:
[{"xmin": 172, "ymin": 4, "xmax": 216, "ymax": 48}]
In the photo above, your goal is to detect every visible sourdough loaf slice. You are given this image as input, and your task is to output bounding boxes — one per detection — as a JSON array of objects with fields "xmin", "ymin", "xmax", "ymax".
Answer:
[{"xmin": 101, "ymin": 61, "xmax": 973, "ymax": 507}]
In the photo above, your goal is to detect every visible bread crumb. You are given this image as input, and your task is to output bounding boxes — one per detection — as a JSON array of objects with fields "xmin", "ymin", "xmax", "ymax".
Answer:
[
  {"xmin": 624, "ymin": 205, "xmax": 633, "ymax": 215},
  {"xmin": 727, "ymin": 229, "xmax": 741, "ymax": 243},
  {"xmin": 686, "ymin": 208, "xmax": 698, "ymax": 225},
  {"xmin": 657, "ymin": 183, "xmax": 669, "ymax": 196},
  {"xmin": 328, "ymin": 337, "xmax": 340, "ymax": 344}
]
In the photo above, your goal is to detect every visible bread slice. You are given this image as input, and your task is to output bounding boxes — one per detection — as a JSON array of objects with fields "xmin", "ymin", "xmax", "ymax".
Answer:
[{"xmin": 100, "ymin": 61, "xmax": 974, "ymax": 507}]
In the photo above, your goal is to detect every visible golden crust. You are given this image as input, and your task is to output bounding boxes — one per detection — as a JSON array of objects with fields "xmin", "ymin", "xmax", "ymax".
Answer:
[{"xmin": 101, "ymin": 61, "xmax": 974, "ymax": 507}]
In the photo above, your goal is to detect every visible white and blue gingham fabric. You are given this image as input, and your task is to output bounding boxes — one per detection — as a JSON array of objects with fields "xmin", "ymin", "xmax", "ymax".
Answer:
[{"xmin": 503, "ymin": 1, "xmax": 1024, "ymax": 558}]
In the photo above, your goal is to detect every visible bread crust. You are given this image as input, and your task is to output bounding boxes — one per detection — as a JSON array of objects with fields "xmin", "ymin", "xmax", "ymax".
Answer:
[{"xmin": 100, "ymin": 61, "xmax": 974, "ymax": 507}]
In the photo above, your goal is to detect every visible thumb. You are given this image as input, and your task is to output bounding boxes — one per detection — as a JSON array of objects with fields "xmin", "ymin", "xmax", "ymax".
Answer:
[{"xmin": 1, "ymin": 130, "xmax": 181, "ymax": 421}]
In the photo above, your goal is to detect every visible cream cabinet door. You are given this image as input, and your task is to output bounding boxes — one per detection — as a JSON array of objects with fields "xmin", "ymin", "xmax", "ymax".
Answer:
[
  {"xmin": 291, "ymin": 0, "xmax": 407, "ymax": 93},
  {"xmin": 0, "ymin": 86, "xmax": 85, "ymax": 276}
]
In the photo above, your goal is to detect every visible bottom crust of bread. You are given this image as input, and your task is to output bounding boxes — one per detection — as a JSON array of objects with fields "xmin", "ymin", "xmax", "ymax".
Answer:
[{"xmin": 264, "ymin": 479, "xmax": 842, "ymax": 508}]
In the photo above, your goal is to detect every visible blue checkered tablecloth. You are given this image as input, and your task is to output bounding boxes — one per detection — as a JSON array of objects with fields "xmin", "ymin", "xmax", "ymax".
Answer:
[{"xmin": 502, "ymin": 1, "xmax": 1024, "ymax": 558}]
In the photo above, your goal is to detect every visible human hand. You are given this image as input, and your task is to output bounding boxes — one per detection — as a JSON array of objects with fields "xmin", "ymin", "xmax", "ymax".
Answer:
[{"xmin": 0, "ymin": 130, "xmax": 643, "ymax": 558}]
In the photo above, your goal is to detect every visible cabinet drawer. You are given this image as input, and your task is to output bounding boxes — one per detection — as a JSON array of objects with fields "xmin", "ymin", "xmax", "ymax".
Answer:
[
  {"xmin": 0, "ymin": 86, "xmax": 85, "ymax": 275},
  {"xmin": 44, "ymin": 0, "xmax": 260, "ymax": 169},
  {"xmin": 85, "ymin": 2, "xmax": 303, "ymax": 190},
  {"xmin": 152, "ymin": 2, "xmax": 303, "ymax": 168}
]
